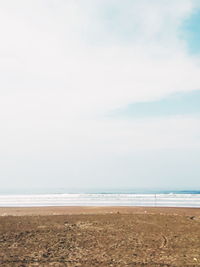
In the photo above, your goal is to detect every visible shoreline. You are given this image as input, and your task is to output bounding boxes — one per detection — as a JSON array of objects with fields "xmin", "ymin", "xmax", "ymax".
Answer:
[{"xmin": 0, "ymin": 206, "xmax": 200, "ymax": 216}]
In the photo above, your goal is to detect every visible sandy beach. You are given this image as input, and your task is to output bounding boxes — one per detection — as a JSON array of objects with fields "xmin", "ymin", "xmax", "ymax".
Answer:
[{"xmin": 0, "ymin": 206, "xmax": 200, "ymax": 266}]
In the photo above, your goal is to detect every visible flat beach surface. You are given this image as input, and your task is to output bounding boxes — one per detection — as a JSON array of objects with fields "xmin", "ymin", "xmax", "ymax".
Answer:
[{"xmin": 0, "ymin": 207, "xmax": 200, "ymax": 266}]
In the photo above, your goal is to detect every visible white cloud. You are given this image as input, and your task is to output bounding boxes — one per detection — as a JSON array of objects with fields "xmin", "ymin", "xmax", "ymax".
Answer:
[
  {"xmin": 0, "ymin": 0, "xmax": 200, "ymax": 188},
  {"xmin": 0, "ymin": 0, "xmax": 200, "ymax": 111}
]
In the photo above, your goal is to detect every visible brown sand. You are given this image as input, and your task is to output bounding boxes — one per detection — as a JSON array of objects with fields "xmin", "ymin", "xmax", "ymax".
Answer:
[{"xmin": 0, "ymin": 206, "xmax": 200, "ymax": 266}]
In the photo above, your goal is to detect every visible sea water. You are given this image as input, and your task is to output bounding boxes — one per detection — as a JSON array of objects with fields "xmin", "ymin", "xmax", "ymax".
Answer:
[{"xmin": 0, "ymin": 192, "xmax": 199, "ymax": 207}]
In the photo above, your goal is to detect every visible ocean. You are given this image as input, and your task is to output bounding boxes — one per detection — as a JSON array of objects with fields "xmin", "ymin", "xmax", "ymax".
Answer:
[{"xmin": 0, "ymin": 191, "xmax": 200, "ymax": 207}]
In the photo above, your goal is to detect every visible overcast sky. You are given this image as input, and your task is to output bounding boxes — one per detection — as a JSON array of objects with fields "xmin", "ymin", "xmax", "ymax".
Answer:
[{"xmin": 1, "ymin": 0, "xmax": 200, "ymax": 192}]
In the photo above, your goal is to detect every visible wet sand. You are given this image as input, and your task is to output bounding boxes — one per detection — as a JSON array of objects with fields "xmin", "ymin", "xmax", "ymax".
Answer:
[{"xmin": 0, "ymin": 206, "xmax": 200, "ymax": 266}]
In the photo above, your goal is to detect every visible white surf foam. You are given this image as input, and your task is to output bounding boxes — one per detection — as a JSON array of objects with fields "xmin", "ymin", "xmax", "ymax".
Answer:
[{"xmin": 0, "ymin": 193, "xmax": 199, "ymax": 207}]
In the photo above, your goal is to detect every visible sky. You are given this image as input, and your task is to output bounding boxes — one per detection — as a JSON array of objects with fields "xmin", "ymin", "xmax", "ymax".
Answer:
[{"xmin": 0, "ymin": 0, "xmax": 200, "ymax": 192}]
